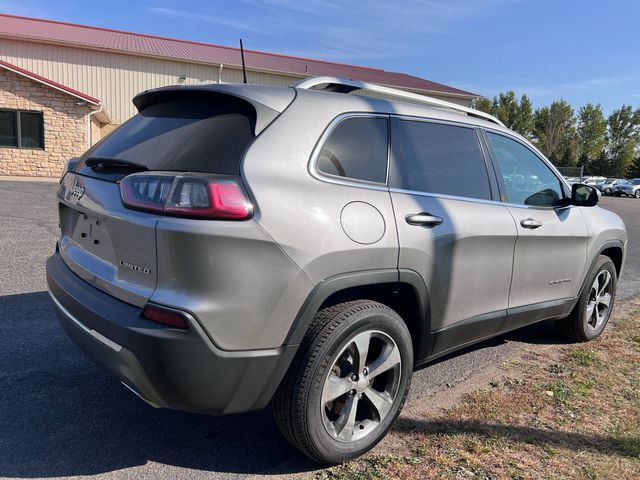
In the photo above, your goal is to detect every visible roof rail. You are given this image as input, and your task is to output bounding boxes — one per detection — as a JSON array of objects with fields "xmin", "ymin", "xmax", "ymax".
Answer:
[{"xmin": 295, "ymin": 76, "xmax": 505, "ymax": 127}]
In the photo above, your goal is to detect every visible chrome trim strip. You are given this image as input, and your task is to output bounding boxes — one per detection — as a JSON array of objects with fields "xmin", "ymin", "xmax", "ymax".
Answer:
[
  {"xmin": 388, "ymin": 187, "xmax": 573, "ymax": 211},
  {"xmin": 121, "ymin": 381, "xmax": 161, "ymax": 408},
  {"xmin": 308, "ymin": 112, "xmax": 573, "ymax": 212},
  {"xmin": 48, "ymin": 290, "xmax": 123, "ymax": 352}
]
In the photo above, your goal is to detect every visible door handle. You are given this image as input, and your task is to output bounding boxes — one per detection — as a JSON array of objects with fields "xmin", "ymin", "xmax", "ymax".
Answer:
[
  {"xmin": 405, "ymin": 213, "xmax": 443, "ymax": 227},
  {"xmin": 520, "ymin": 218, "xmax": 542, "ymax": 229}
]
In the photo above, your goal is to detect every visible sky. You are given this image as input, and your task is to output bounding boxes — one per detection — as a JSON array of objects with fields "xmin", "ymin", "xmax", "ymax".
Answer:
[{"xmin": 1, "ymin": 0, "xmax": 639, "ymax": 114}]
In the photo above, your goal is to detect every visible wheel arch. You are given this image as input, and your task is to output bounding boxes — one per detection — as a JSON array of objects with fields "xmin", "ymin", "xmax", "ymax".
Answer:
[
  {"xmin": 284, "ymin": 269, "xmax": 432, "ymax": 362},
  {"xmin": 600, "ymin": 243, "xmax": 624, "ymax": 278}
]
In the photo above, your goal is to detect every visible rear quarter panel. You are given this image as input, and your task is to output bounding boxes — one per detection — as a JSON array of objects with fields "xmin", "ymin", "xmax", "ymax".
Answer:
[{"xmin": 242, "ymin": 90, "xmax": 399, "ymax": 285}]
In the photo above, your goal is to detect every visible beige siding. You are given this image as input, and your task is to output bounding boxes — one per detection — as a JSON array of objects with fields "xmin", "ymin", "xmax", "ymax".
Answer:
[
  {"xmin": 0, "ymin": 38, "xmax": 301, "ymax": 123},
  {"xmin": 0, "ymin": 38, "xmax": 473, "ymax": 125}
]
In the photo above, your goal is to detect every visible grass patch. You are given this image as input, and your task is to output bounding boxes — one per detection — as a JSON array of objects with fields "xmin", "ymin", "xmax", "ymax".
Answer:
[
  {"xmin": 569, "ymin": 347, "xmax": 600, "ymax": 366},
  {"xmin": 317, "ymin": 303, "xmax": 640, "ymax": 480},
  {"xmin": 544, "ymin": 380, "xmax": 576, "ymax": 405}
]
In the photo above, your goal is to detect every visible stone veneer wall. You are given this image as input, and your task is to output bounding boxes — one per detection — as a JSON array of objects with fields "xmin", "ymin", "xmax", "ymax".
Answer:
[{"xmin": 0, "ymin": 67, "xmax": 95, "ymax": 177}]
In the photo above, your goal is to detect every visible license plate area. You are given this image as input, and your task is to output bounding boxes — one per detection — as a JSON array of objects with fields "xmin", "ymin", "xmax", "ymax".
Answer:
[{"xmin": 63, "ymin": 207, "xmax": 116, "ymax": 263}]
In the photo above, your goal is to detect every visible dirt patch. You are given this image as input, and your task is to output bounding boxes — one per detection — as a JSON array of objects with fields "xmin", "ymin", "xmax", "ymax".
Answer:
[{"xmin": 312, "ymin": 298, "xmax": 640, "ymax": 479}]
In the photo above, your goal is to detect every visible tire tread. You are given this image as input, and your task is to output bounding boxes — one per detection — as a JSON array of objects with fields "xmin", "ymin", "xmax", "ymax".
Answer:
[{"xmin": 272, "ymin": 300, "xmax": 402, "ymax": 464}]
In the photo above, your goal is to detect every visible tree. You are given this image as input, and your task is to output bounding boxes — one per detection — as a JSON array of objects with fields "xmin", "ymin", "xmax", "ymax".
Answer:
[
  {"xmin": 514, "ymin": 94, "xmax": 534, "ymax": 139},
  {"xmin": 607, "ymin": 106, "xmax": 640, "ymax": 177},
  {"xmin": 576, "ymin": 103, "xmax": 608, "ymax": 174},
  {"xmin": 628, "ymin": 156, "xmax": 640, "ymax": 178},
  {"xmin": 474, "ymin": 97, "xmax": 493, "ymax": 114},
  {"xmin": 474, "ymin": 92, "xmax": 533, "ymax": 139},
  {"xmin": 493, "ymin": 91, "xmax": 519, "ymax": 130},
  {"xmin": 533, "ymin": 100, "xmax": 577, "ymax": 167},
  {"xmin": 589, "ymin": 150, "xmax": 612, "ymax": 176}
]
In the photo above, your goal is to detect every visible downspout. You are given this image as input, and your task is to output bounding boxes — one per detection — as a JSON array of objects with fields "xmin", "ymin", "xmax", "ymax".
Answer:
[
  {"xmin": 218, "ymin": 63, "xmax": 224, "ymax": 83},
  {"xmin": 87, "ymin": 104, "xmax": 103, "ymax": 149}
]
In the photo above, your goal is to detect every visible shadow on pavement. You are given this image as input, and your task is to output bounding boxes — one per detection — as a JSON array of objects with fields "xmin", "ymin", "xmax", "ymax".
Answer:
[
  {"xmin": 0, "ymin": 290, "xmax": 575, "ymax": 478},
  {"xmin": 0, "ymin": 291, "xmax": 316, "ymax": 478}
]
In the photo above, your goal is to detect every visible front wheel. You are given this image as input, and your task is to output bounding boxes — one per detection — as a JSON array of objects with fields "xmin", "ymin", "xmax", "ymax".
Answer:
[
  {"xmin": 559, "ymin": 255, "xmax": 617, "ymax": 342},
  {"xmin": 273, "ymin": 300, "xmax": 413, "ymax": 465},
  {"xmin": 635, "ymin": 190, "xmax": 640, "ymax": 199}
]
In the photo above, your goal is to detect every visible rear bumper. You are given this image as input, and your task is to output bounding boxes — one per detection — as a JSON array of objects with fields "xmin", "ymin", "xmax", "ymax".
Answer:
[{"xmin": 46, "ymin": 252, "xmax": 297, "ymax": 415}]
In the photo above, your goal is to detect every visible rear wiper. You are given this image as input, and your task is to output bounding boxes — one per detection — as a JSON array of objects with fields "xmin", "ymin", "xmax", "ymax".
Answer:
[{"xmin": 85, "ymin": 156, "xmax": 148, "ymax": 172}]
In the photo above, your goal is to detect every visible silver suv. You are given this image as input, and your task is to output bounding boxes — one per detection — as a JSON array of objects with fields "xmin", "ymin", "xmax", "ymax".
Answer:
[{"xmin": 46, "ymin": 77, "xmax": 627, "ymax": 464}]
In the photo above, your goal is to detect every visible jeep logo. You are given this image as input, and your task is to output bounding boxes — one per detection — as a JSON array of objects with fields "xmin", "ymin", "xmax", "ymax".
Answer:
[
  {"xmin": 119, "ymin": 260, "xmax": 151, "ymax": 275},
  {"xmin": 71, "ymin": 181, "xmax": 85, "ymax": 200}
]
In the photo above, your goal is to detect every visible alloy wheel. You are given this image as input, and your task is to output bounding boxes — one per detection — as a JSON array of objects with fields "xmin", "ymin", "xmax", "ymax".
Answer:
[
  {"xmin": 321, "ymin": 330, "xmax": 402, "ymax": 443},
  {"xmin": 585, "ymin": 270, "xmax": 613, "ymax": 332}
]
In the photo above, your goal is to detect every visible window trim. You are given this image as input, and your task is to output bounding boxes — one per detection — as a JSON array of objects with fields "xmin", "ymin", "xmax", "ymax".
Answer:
[
  {"xmin": 481, "ymin": 128, "xmax": 571, "ymax": 210},
  {"xmin": 388, "ymin": 116, "xmax": 497, "ymax": 202},
  {"xmin": 0, "ymin": 108, "xmax": 45, "ymax": 150},
  {"xmin": 309, "ymin": 112, "xmax": 390, "ymax": 190}
]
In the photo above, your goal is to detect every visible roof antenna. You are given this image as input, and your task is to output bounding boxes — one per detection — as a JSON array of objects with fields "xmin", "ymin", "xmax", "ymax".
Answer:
[{"xmin": 239, "ymin": 38, "xmax": 248, "ymax": 84}]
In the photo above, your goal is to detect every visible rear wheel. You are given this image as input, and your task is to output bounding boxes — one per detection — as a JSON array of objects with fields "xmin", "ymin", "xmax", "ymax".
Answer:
[
  {"xmin": 273, "ymin": 300, "xmax": 413, "ymax": 465},
  {"xmin": 635, "ymin": 190, "xmax": 640, "ymax": 199},
  {"xmin": 559, "ymin": 255, "xmax": 617, "ymax": 341}
]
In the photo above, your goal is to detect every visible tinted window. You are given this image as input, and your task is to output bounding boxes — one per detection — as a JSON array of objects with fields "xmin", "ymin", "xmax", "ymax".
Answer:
[
  {"xmin": 80, "ymin": 96, "xmax": 256, "ymax": 175},
  {"xmin": 19, "ymin": 112, "xmax": 44, "ymax": 149},
  {"xmin": 391, "ymin": 120, "xmax": 491, "ymax": 200},
  {"xmin": 316, "ymin": 117, "xmax": 388, "ymax": 184},
  {"xmin": 486, "ymin": 132, "xmax": 564, "ymax": 207},
  {"xmin": 0, "ymin": 110, "xmax": 17, "ymax": 147}
]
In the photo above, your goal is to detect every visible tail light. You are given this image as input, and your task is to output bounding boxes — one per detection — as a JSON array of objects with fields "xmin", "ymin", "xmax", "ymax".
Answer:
[
  {"xmin": 120, "ymin": 172, "xmax": 253, "ymax": 220},
  {"xmin": 141, "ymin": 304, "xmax": 189, "ymax": 329}
]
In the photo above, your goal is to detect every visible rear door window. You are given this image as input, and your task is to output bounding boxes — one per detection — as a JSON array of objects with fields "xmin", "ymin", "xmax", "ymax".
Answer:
[
  {"xmin": 78, "ymin": 96, "xmax": 256, "ymax": 176},
  {"xmin": 316, "ymin": 116, "xmax": 388, "ymax": 184},
  {"xmin": 390, "ymin": 119, "xmax": 492, "ymax": 200}
]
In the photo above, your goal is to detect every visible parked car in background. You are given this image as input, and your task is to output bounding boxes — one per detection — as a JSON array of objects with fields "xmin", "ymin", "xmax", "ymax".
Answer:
[
  {"xmin": 602, "ymin": 179, "xmax": 626, "ymax": 196},
  {"xmin": 615, "ymin": 179, "xmax": 640, "ymax": 198},
  {"xmin": 46, "ymin": 77, "xmax": 627, "ymax": 465},
  {"xmin": 584, "ymin": 176, "xmax": 606, "ymax": 186},
  {"xmin": 613, "ymin": 180, "xmax": 631, "ymax": 196}
]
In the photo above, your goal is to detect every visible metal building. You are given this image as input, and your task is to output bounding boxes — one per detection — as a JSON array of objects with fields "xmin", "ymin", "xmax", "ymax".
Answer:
[{"xmin": 0, "ymin": 13, "xmax": 480, "ymax": 177}]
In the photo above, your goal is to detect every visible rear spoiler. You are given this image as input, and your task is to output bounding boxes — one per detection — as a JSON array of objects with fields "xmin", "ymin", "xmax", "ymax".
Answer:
[{"xmin": 132, "ymin": 84, "xmax": 296, "ymax": 134}]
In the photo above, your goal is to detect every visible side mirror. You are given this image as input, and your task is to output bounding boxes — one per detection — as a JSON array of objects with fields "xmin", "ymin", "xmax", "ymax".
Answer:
[{"xmin": 572, "ymin": 183, "xmax": 599, "ymax": 207}]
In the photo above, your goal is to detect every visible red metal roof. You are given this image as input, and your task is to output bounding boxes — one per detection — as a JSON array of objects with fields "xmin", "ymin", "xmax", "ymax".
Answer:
[
  {"xmin": 0, "ymin": 13, "xmax": 478, "ymax": 98},
  {"xmin": 0, "ymin": 58, "xmax": 101, "ymax": 105}
]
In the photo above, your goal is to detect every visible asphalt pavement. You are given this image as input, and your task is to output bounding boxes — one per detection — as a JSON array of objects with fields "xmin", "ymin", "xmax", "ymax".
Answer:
[{"xmin": 0, "ymin": 181, "xmax": 637, "ymax": 479}]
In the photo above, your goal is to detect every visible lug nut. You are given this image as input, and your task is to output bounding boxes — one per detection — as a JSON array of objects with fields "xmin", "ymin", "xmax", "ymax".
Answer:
[
  {"xmin": 350, "ymin": 389, "xmax": 356, "ymax": 396},
  {"xmin": 363, "ymin": 368, "xmax": 369, "ymax": 376},
  {"xmin": 351, "ymin": 374, "xmax": 358, "ymax": 381}
]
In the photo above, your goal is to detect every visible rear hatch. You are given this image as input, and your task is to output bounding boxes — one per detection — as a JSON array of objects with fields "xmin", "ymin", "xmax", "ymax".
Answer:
[{"xmin": 57, "ymin": 86, "xmax": 293, "ymax": 307}]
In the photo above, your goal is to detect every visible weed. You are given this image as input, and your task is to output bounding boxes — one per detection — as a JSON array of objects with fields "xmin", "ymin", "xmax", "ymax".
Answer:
[{"xmin": 569, "ymin": 348, "xmax": 600, "ymax": 366}]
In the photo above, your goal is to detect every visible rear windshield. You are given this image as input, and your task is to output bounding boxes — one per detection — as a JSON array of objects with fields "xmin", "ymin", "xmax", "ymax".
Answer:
[{"xmin": 78, "ymin": 96, "xmax": 256, "ymax": 177}]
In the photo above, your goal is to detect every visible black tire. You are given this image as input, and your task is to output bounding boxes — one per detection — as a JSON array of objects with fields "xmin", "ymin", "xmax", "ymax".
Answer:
[
  {"xmin": 273, "ymin": 300, "xmax": 413, "ymax": 465},
  {"xmin": 604, "ymin": 188, "xmax": 612, "ymax": 195},
  {"xmin": 559, "ymin": 255, "xmax": 617, "ymax": 342}
]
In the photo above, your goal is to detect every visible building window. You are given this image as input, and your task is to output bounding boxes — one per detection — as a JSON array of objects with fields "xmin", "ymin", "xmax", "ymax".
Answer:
[{"xmin": 0, "ymin": 109, "xmax": 44, "ymax": 149}]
